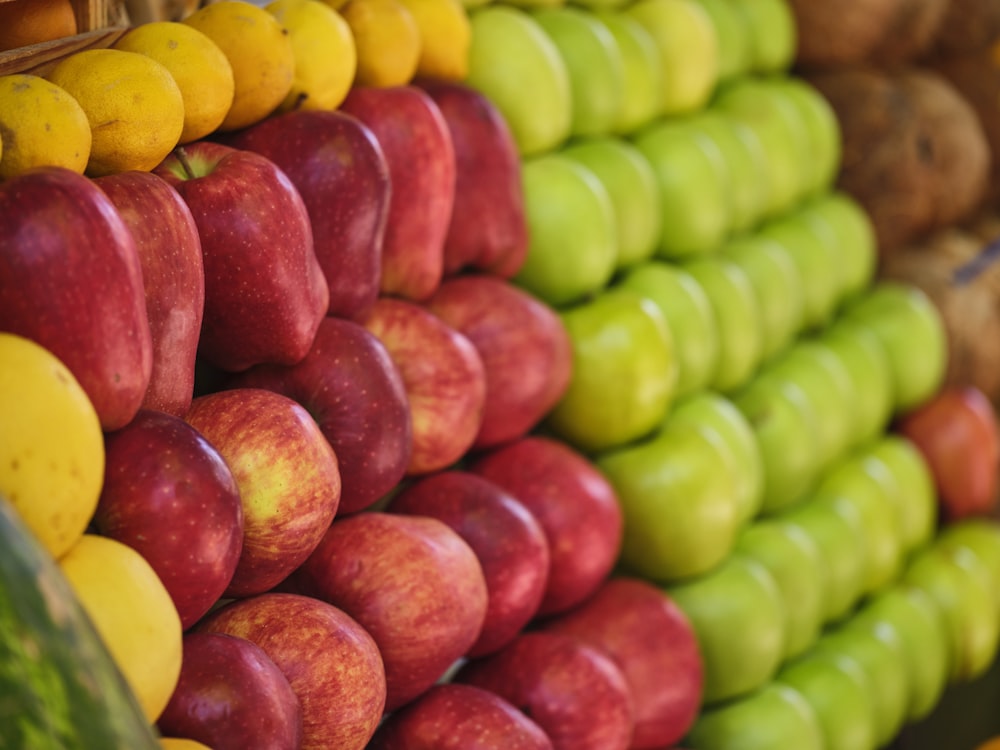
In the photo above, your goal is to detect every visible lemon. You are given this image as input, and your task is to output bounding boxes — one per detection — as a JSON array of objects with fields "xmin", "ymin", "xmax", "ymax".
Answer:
[
  {"xmin": 340, "ymin": 0, "xmax": 420, "ymax": 87},
  {"xmin": 266, "ymin": 0, "xmax": 357, "ymax": 112},
  {"xmin": 0, "ymin": 74, "xmax": 91, "ymax": 179},
  {"xmin": 112, "ymin": 21, "xmax": 235, "ymax": 144},
  {"xmin": 182, "ymin": 0, "xmax": 295, "ymax": 130},
  {"xmin": 0, "ymin": 333, "xmax": 103, "ymax": 561},
  {"xmin": 399, "ymin": 0, "xmax": 470, "ymax": 80},
  {"xmin": 45, "ymin": 48, "xmax": 184, "ymax": 176},
  {"xmin": 59, "ymin": 534, "xmax": 183, "ymax": 723},
  {"xmin": 160, "ymin": 740, "xmax": 213, "ymax": 750}
]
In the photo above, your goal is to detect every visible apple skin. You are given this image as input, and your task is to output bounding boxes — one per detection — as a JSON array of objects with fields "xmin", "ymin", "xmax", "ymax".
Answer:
[
  {"xmin": 367, "ymin": 683, "xmax": 553, "ymax": 750},
  {"xmin": 865, "ymin": 435, "xmax": 938, "ymax": 556},
  {"xmin": 538, "ymin": 577, "xmax": 703, "ymax": 749},
  {"xmin": 155, "ymin": 141, "xmax": 329, "ymax": 373},
  {"xmin": 218, "ymin": 109, "xmax": 390, "ymax": 321},
  {"xmin": 470, "ymin": 435, "xmax": 623, "ymax": 617},
  {"xmin": 0, "ymin": 166, "xmax": 152, "ymax": 431},
  {"xmin": 592, "ymin": 9, "xmax": 663, "ymax": 135},
  {"xmin": 894, "ymin": 384, "xmax": 1000, "ymax": 522},
  {"xmin": 453, "ymin": 631, "xmax": 635, "ymax": 750},
  {"xmin": 416, "ymin": 78, "xmax": 528, "ymax": 279},
  {"xmin": 93, "ymin": 170, "xmax": 204, "ymax": 418},
  {"xmin": 156, "ymin": 631, "xmax": 303, "ymax": 750},
  {"xmin": 360, "ymin": 297, "xmax": 486, "ymax": 475},
  {"xmin": 91, "ymin": 410, "xmax": 243, "ymax": 630},
  {"xmin": 423, "ymin": 273, "xmax": 572, "ymax": 450},
  {"xmin": 226, "ymin": 316, "xmax": 412, "ymax": 515},
  {"xmin": 184, "ymin": 388, "xmax": 341, "ymax": 597},
  {"xmin": 197, "ymin": 592, "xmax": 386, "ymax": 750},
  {"xmin": 339, "ymin": 85, "xmax": 456, "ymax": 302},
  {"xmin": 282, "ymin": 511, "xmax": 489, "ymax": 711},
  {"xmin": 386, "ymin": 470, "xmax": 550, "ymax": 658}
]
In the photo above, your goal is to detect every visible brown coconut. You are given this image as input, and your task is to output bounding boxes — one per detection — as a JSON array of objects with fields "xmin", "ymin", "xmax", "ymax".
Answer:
[
  {"xmin": 788, "ymin": 0, "xmax": 904, "ymax": 69},
  {"xmin": 867, "ymin": 0, "xmax": 950, "ymax": 68},
  {"xmin": 926, "ymin": 0, "xmax": 1000, "ymax": 60}
]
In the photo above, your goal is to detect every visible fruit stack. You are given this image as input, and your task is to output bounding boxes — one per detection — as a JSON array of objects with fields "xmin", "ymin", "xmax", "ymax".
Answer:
[{"xmin": 1, "ymin": 0, "xmax": 1000, "ymax": 749}]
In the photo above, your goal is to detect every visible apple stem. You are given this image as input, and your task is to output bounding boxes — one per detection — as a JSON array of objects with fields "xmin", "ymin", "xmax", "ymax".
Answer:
[{"xmin": 173, "ymin": 147, "xmax": 197, "ymax": 181}]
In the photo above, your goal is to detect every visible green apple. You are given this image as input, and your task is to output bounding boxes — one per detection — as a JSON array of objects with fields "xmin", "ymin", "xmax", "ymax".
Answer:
[
  {"xmin": 769, "ymin": 76, "xmax": 842, "ymax": 198},
  {"xmin": 514, "ymin": 153, "xmax": 617, "ymax": 307},
  {"xmin": 864, "ymin": 435, "xmax": 938, "ymax": 557},
  {"xmin": 532, "ymin": 7, "xmax": 625, "ymax": 138},
  {"xmin": 624, "ymin": 0, "xmax": 719, "ymax": 115},
  {"xmin": 689, "ymin": 0, "xmax": 750, "ymax": 82},
  {"xmin": 736, "ymin": 518, "xmax": 824, "ymax": 659},
  {"xmin": 687, "ymin": 682, "xmax": 824, "ymax": 750},
  {"xmin": 632, "ymin": 116, "xmax": 732, "ymax": 259},
  {"xmin": 729, "ymin": 0, "xmax": 796, "ymax": 74},
  {"xmin": 842, "ymin": 282, "xmax": 948, "ymax": 415},
  {"xmin": 667, "ymin": 553, "xmax": 786, "ymax": 704},
  {"xmin": 680, "ymin": 255, "xmax": 763, "ymax": 394},
  {"xmin": 598, "ymin": 419, "xmax": 739, "ymax": 582},
  {"xmin": 616, "ymin": 261, "xmax": 719, "ymax": 398},
  {"xmin": 466, "ymin": 6, "xmax": 571, "ymax": 157},
  {"xmin": 799, "ymin": 192, "xmax": 877, "ymax": 306},
  {"xmin": 936, "ymin": 519, "xmax": 1000, "ymax": 615},
  {"xmin": 592, "ymin": 10, "xmax": 663, "ymax": 134},
  {"xmin": 561, "ymin": 136, "xmax": 660, "ymax": 269},
  {"xmin": 547, "ymin": 287, "xmax": 676, "ymax": 453}
]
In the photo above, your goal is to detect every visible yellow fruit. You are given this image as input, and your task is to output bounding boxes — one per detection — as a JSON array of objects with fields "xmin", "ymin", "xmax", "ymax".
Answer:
[
  {"xmin": 0, "ymin": 333, "xmax": 103, "ymax": 560},
  {"xmin": 340, "ymin": 0, "xmax": 421, "ymax": 87},
  {"xmin": 112, "ymin": 21, "xmax": 235, "ymax": 144},
  {"xmin": 160, "ymin": 739, "xmax": 214, "ymax": 750},
  {"xmin": 182, "ymin": 0, "xmax": 295, "ymax": 131},
  {"xmin": 0, "ymin": 74, "xmax": 91, "ymax": 179},
  {"xmin": 266, "ymin": 0, "xmax": 357, "ymax": 112},
  {"xmin": 399, "ymin": 0, "xmax": 471, "ymax": 80},
  {"xmin": 45, "ymin": 48, "xmax": 185, "ymax": 176},
  {"xmin": 59, "ymin": 534, "xmax": 183, "ymax": 723},
  {"xmin": 0, "ymin": 0, "xmax": 77, "ymax": 52}
]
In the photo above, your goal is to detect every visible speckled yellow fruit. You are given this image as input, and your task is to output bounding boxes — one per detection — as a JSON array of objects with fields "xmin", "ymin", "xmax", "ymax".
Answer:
[
  {"xmin": 45, "ymin": 48, "xmax": 184, "ymax": 176},
  {"xmin": 977, "ymin": 738, "xmax": 1000, "ymax": 750},
  {"xmin": 398, "ymin": 0, "xmax": 470, "ymax": 80},
  {"xmin": 340, "ymin": 0, "xmax": 420, "ymax": 87},
  {"xmin": 160, "ymin": 739, "xmax": 214, "ymax": 750},
  {"xmin": 182, "ymin": 0, "xmax": 295, "ymax": 130},
  {"xmin": 266, "ymin": 0, "xmax": 357, "ymax": 111},
  {"xmin": 0, "ymin": 73, "xmax": 91, "ymax": 179},
  {"xmin": 113, "ymin": 21, "xmax": 235, "ymax": 144},
  {"xmin": 0, "ymin": 333, "xmax": 103, "ymax": 561},
  {"xmin": 59, "ymin": 534, "xmax": 183, "ymax": 723}
]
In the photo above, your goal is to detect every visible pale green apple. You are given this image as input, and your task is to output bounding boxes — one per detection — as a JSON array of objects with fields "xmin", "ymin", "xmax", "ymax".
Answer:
[
  {"xmin": 592, "ymin": 9, "xmax": 664, "ymax": 134},
  {"xmin": 800, "ymin": 192, "xmax": 877, "ymax": 306},
  {"xmin": 689, "ymin": 0, "xmax": 750, "ymax": 81},
  {"xmin": 561, "ymin": 136, "xmax": 661, "ymax": 269},
  {"xmin": 466, "ymin": 6, "xmax": 571, "ymax": 156},
  {"xmin": 864, "ymin": 435, "xmax": 938, "ymax": 557},
  {"xmin": 729, "ymin": 0, "xmax": 796, "ymax": 74},
  {"xmin": 533, "ymin": 7, "xmax": 625, "ymax": 138},
  {"xmin": 616, "ymin": 261, "xmax": 719, "ymax": 398},
  {"xmin": 547, "ymin": 287, "xmax": 676, "ymax": 453},
  {"xmin": 515, "ymin": 153, "xmax": 618, "ymax": 307},
  {"xmin": 770, "ymin": 76, "xmax": 842, "ymax": 198},
  {"xmin": 936, "ymin": 519, "xmax": 1000, "ymax": 616}
]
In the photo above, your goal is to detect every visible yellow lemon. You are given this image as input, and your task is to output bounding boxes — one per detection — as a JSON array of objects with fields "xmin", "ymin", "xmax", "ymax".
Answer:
[
  {"xmin": 266, "ymin": 0, "xmax": 357, "ymax": 111},
  {"xmin": 340, "ymin": 0, "xmax": 420, "ymax": 87},
  {"xmin": 45, "ymin": 48, "xmax": 184, "ymax": 176},
  {"xmin": 182, "ymin": 0, "xmax": 295, "ymax": 130},
  {"xmin": 160, "ymin": 740, "xmax": 214, "ymax": 750},
  {"xmin": 399, "ymin": 0, "xmax": 470, "ymax": 80},
  {"xmin": 0, "ymin": 74, "xmax": 91, "ymax": 179},
  {"xmin": 112, "ymin": 21, "xmax": 235, "ymax": 144},
  {"xmin": 0, "ymin": 333, "xmax": 103, "ymax": 561},
  {"xmin": 59, "ymin": 534, "xmax": 183, "ymax": 723}
]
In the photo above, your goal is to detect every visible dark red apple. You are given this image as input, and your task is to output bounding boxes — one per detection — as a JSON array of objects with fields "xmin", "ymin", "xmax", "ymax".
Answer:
[
  {"xmin": 0, "ymin": 166, "xmax": 152, "ymax": 430},
  {"xmin": 386, "ymin": 469, "xmax": 550, "ymax": 657},
  {"xmin": 157, "ymin": 631, "xmax": 302, "ymax": 750},
  {"xmin": 155, "ymin": 141, "xmax": 328, "ymax": 372}
]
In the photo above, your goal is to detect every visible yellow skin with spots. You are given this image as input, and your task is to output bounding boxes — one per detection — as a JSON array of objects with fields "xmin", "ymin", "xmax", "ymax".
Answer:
[
  {"xmin": 0, "ymin": 333, "xmax": 104, "ymax": 561},
  {"xmin": 160, "ymin": 739, "xmax": 214, "ymax": 750}
]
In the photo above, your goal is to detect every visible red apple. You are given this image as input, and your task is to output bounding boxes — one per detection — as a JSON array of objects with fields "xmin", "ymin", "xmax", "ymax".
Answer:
[
  {"xmin": 282, "ymin": 511, "xmax": 489, "ymax": 711},
  {"xmin": 155, "ymin": 141, "xmax": 329, "ymax": 372},
  {"xmin": 219, "ymin": 109, "xmax": 390, "ymax": 321},
  {"xmin": 538, "ymin": 577, "xmax": 703, "ymax": 749},
  {"xmin": 895, "ymin": 384, "xmax": 1000, "ymax": 521},
  {"xmin": 470, "ymin": 436, "xmax": 624, "ymax": 617},
  {"xmin": 91, "ymin": 409, "xmax": 243, "ymax": 629},
  {"xmin": 416, "ymin": 78, "xmax": 528, "ymax": 278},
  {"xmin": 386, "ymin": 470, "xmax": 550, "ymax": 657},
  {"xmin": 198, "ymin": 592, "xmax": 386, "ymax": 750},
  {"xmin": 156, "ymin": 631, "xmax": 302, "ymax": 750},
  {"xmin": 360, "ymin": 297, "xmax": 486, "ymax": 476},
  {"xmin": 184, "ymin": 388, "xmax": 340, "ymax": 597},
  {"xmin": 94, "ymin": 170, "xmax": 205, "ymax": 418},
  {"xmin": 0, "ymin": 166, "xmax": 152, "ymax": 430},
  {"xmin": 454, "ymin": 631, "xmax": 635, "ymax": 750},
  {"xmin": 423, "ymin": 274, "xmax": 573, "ymax": 451},
  {"xmin": 340, "ymin": 85, "xmax": 456, "ymax": 301},
  {"xmin": 368, "ymin": 683, "xmax": 553, "ymax": 750}
]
